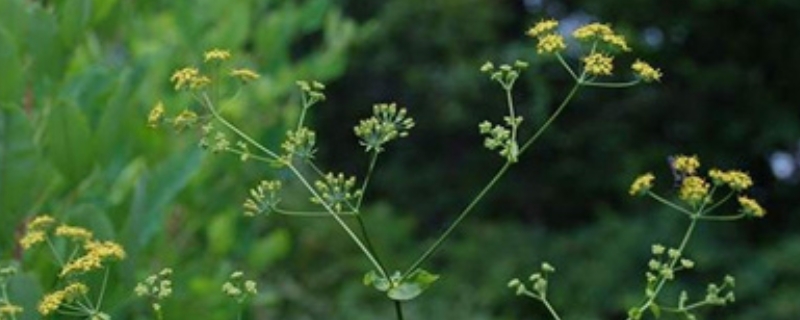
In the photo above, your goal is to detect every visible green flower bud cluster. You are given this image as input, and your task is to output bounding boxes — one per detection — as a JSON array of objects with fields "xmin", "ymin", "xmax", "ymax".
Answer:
[
  {"xmin": 671, "ymin": 276, "xmax": 735, "ymax": 320},
  {"xmin": 354, "ymin": 103, "xmax": 415, "ymax": 153},
  {"xmin": 480, "ymin": 60, "xmax": 529, "ymax": 90},
  {"xmin": 243, "ymin": 180, "xmax": 282, "ymax": 217},
  {"xmin": 222, "ymin": 271, "xmax": 258, "ymax": 304},
  {"xmin": 311, "ymin": 172, "xmax": 361, "ymax": 213},
  {"xmin": 296, "ymin": 80, "xmax": 326, "ymax": 105},
  {"xmin": 645, "ymin": 244, "xmax": 694, "ymax": 298},
  {"xmin": 479, "ymin": 116, "xmax": 523, "ymax": 162},
  {"xmin": 200, "ymin": 124, "xmax": 231, "ymax": 153},
  {"xmin": 507, "ymin": 262, "xmax": 556, "ymax": 300},
  {"xmin": 281, "ymin": 127, "xmax": 317, "ymax": 162},
  {"xmin": 134, "ymin": 268, "xmax": 173, "ymax": 315}
]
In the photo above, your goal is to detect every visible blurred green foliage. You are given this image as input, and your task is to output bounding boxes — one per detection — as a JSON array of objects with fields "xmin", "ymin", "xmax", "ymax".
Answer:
[{"xmin": 1, "ymin": 0, "xmax": 798, "ymax": 319}]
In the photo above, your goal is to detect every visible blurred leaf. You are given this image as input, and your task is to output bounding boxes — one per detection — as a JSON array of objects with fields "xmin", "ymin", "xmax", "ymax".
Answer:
[
  {"xmin": 7, "ymin": 271, "xmax": 43, "ymax": 320},
  {"xmin": 0, "ymin": 27, "xmax": 24, "ymax": 103},
  {"xmin": 108, "ymin": 157, "xmax": 147, "ymax": 206},
  {"xmin": 57, "ymin": 0, "xmax": 92, "ymax": 46},
  {"xmin": 207, "ymin": 213, "xmax": 235, "ymax": 255},
  {"xmin": 363, "ymin": 270, "xmax": 391, "ymax": 292},
  {"xmin": 41, "ymin": 101, "xmax": 95, "ymax": 184},
  {"xmin": 65, "ymin": 204, "xmax": 116, "ymax": 241},
  {"xmin": 247, "ymin": 228, "xmax": 291, "ymax": 269},
  {"xmin": 124, "ymin": 148, "xmax": 203, "ymax": 254}
]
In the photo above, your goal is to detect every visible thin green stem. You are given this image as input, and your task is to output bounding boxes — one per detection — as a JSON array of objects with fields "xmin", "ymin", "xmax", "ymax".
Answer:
[
  {"xmin": 285, "ymin": 164, "xmax": 389, "ymax": 279},
  {"xmin": 394, "ymin": 300, "xmax": 405, "ymax": 320},
  {"xmin": 701, "ymin": 190, "xmax": 734, "ymax": 215},
  {"xmin": 272, "ymin": 207, "xmax": 357, "ymax": 217},
  {"xmin": 556, "ymin": 53, "xmax": 578, "ymax": 81},
  {"xmin": 202, "ymin": 94, "xmax": 281, "ymax": 160},
  {"xmin": 580, "ymin": 79, "xmax": 640, "ymax": 88},
  {"xmin": 646, "ymin": 192, "xmax": 694, "ymax": 217},
  {"xmin": 504, "ymin": 87, "xmax": 520, "ymax": 159},
  {"xmin": 297, "ymin": 94, "xmax": 310, "ymax": 131},
  {"xmin": 223, "ymin": 148, "xmax": 274, "ymax": 164},
  {"xmin": 541, "ymin": 297, "xmax": 563, "ymax": 320},
  {"xmin": 630, "ymin": 217, "xmax": 699, "ymax": 319},
  {"xmin": 403, "ymin": 160, "xmax": 512, "ymax": 278},
  {"xmin": 404, "ymin": 83, "xmax": 582, "ymax": 279},
  {"xmin": 520, "ymin": 83, "xmax": 580, "ymax": 153},
  {"xmin": 95, "ymin": 267, "xmax": 110, "ymax": 310},
  {"xmin": 356, "ymin": 152, "xmax": 381, "ymax": 211},
  {"xmin": 696, "ymin": 213, "xmax": 746, "ymax": 221},
  {"xmin": 355, "ymin": 213, "xmax": 390, "ymax": 278}
]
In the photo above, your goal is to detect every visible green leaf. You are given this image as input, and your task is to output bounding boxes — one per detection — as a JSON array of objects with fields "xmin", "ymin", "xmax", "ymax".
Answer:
[
  {"xmin": 387, "ymin": 269, "xmax": 439, "ymax": 301},
  {"xmin": 247, "ymin": 228, "xmax": 291, "ymax": 269},
  {"xmin": 363, "ymin": 270, "xmax": 390, "ymax": 292},
  {"xmin": 56, "ymin": 0, "xmax": 92, "ymax": 46},
  {"xmin": 0, "ymin": 27, "xmax": 24, "ymax": 103},
  {"xmin": 42, "ymin": 101, "xmax": 95, "ymax": 184},
  {"xmin": 207, "ymin": 213, "xmax": 235, "ymax": 255}
]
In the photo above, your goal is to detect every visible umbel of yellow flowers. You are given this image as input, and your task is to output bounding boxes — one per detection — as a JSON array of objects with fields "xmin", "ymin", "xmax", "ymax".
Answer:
[
  {"xmin": 629, "ymin": 155, "xmax": 765, "ymax": 218},
  {"xmin": 526, "ymin": 19, "xmax": 663, "ymax": 82}
]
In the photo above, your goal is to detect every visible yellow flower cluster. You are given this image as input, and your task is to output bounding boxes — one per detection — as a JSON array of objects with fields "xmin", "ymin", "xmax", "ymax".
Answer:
[
  {"xmin": 629, "ymin": 173, "xmax": 655, "ymax": 196},
  {"xmin": 672, "ymin": 155, "xmax": 700, "ymax": 175},
  {"xmin": 230, "ymin": 68, "xmax": 260, "ymax": 82},
  {"xmin": 679, "ymin": 176, "xmax": 710, "ymax": 206},
  {"xmin": 38, "ymin": 283, "xmax": 88, "ymax": 315},
  {"xmin": 573, "ymin": 23, "xmax": 614, "ymax": 39},
  {"xmin": 148, "ymin": 101, "xmax": 165, "ymax": 128},
  {"xmin": 60, "ymin": 241, "xmax": 126, "ymax": 277},
  {"xmin": 526, "ymin": 19, "xmax": 566, "ymax": 54},
  {"xmin": 582, "ymin": 53, "xmax": 614, "ymax": 76},
  {"xmin": 527, "ymin": 18, "xmax": 662, "ymax": 83},
  {"xmin": 573, "ymin": 23, "xmax": 631, "ymax": 52},
  {"xmin": 19, "ymin": 215, "xmax": 56, "ymax": 249},
  {"xmin": 738, "ymin": 196, "xmax": 766, "ymax": 218},
  {"xmin": 170, "ymin": 67, "xmax": 210, "ymax": 90},
  {"xmin": 204, "ymin": 48, "xmax": 231, "ymax": 62},
  {"xmin": 632, "ymin": 60, "xmax": 663, "ymax": 82},
  {"xmin": 709, "ymin": 169, "xmax": 753, "ymax": 191},
  {"xmin": 55, "ymin": 225, "xmax": 94, "ymax": 243}
]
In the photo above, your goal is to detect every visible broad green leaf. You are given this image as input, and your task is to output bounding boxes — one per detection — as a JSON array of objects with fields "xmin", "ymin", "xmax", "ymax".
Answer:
[
  {"xmin": 7, "ymin": 271, "xmax": 44, "ymax": 320},
  {"xmin": 64, "ymin": 204, "xmax": 116, "ymax": 241},
  {"xmin": 56, "ymin": 0, "xmax": 92, "ymax": 46},
  {"xmin": 123, "ymin": 148, "xmax": 203, "ymax": 254},
  {"xmin": 0, "ymin": 27, "xmax": 24, "ymax": 103},
  {"xmin": 107, "ymin": 157, "xmax": 147, "ymax": 206},
  {"xmin": 42, "ymin": 101, "xmax": 95, "ymax": 184},
  {"xmin": 387, "ymin": 269, "xmax": 440, "ymax": 301}
]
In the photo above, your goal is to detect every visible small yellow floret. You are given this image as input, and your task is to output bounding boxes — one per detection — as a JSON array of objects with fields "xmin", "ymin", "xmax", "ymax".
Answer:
[
  {"xmin": 632, "ymin": 60, "xmax": 663, "ymax": 82},
  {"xmin": 60, "ymin": 241, "xmax": 126, "ymax": 277},
  {"xmin": 20, "ymin": 230, "xmax": 46, "ymax": 249},
  {"xmin": 38, "ymin": 291, "xmax": 64, "ymax": 315},
  {"xmin": 173, "ymin": 109, "xmax": 199, "ymax": 130},
  {"xmin": 672, "ymin": 155, "xmax": 700, "ymax": 175},
  {"xmin": 55, "ymin": 225, "xmax": 94, "ymax": 243},
  {"xmin": 204, "ymin": 48, "xmax": 231, "ymax": 62},
  {"xmin": 602, "ymin": 34, "xmax": 631, "ymax": 51},
  {"xmin": 170, "ymin": 68, "xmax": 199, "ymax": 90},
  {"xmin": 679, "ymin": 176, "xmax": 709, "ymax": 206},
  {"xmin": 28, "ymin": 215, "xmax": 56, "ymax": 231},
  {"xmin": 527, "ymin": 19, "xmax": 559, "ymax": 38},
  {"xmin": 738, "ymin": 196, "xmax": 765, "ymax": 218},
  {"xmin": 573, "ymin": 23, "xmax": 614, "ymax": 39},
  {"xmin": 582, "ymin": 53, "xmax": 614, "ymax": 76},
  {"xmin": 629, "ymin": 173, "xmax": 655, "ymax": 196},
  {"xmin": 537, "ymin": 34, "xmax": 566, "ymax": 54},
  {"xmin": 709, "ymin": 169, "xmax": 753, "ymax": 191},
  {"xmin": 230, "ymin": 68, "xmax": 260, "ymax": 82},
  {"xmin": 148, "ymin": 101, "xmax": 165, "ymax": 128}
]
